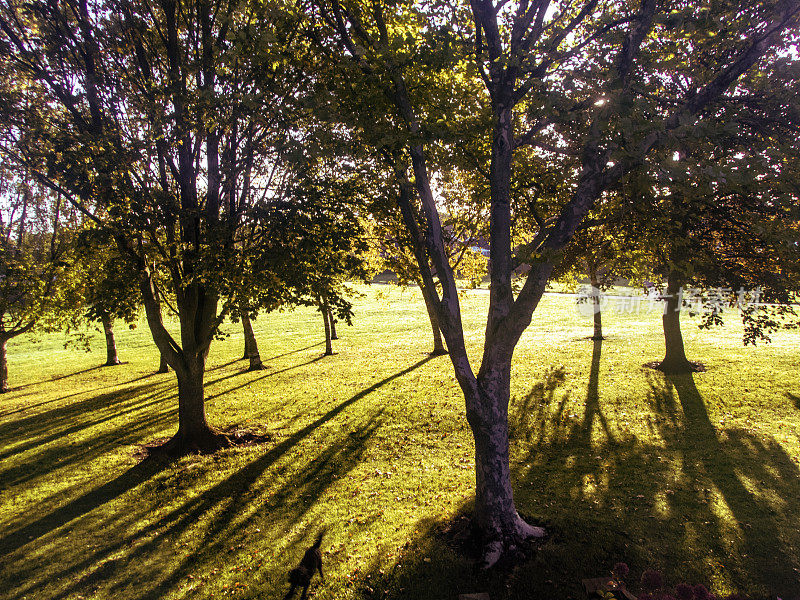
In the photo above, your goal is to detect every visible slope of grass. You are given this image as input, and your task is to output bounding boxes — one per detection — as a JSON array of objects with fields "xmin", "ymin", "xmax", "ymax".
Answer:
[{"xmin": 0, "ymin": 285, "xmax": 798, "ymax": 600}]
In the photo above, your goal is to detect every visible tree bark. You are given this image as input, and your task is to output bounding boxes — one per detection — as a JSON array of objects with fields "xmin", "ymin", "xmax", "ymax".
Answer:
[
  {"xmin": 166, "ymin": 360, "xmax": 230, "ymax": 454},
  {"xmin": 589, "ymin": 264, "xmax": 604, "ymax": 340},
  {"xmin": 328, "ymin": 308, "xmax": 338, "ymax": 340},
  {"xmin": 658, "ymin": 269, "xmax": 696, "ymax": 373},
  {"xmin": 241, "ymin": 310, "xmax": 264, "ymax": 370},
  {"xmin": 100, "ymin": 311, "xmax": 121, "ymax": 366},
  {"xmin": 158, "ymin": 352, "xmax": 169, "ymax": 373},
  {"xmin": 135, "ymin": 268, "xmax": 228, "ymax": 456},
  {"xmin": 418, "ymin": 278, "xmax": 447, "ymax": 355},
  {"xmin": 0, "ymin": 336, "xmax": 8, "ymax": 393},
  {"xmin": 466, "ymin": 360, "xmax": 545, "ymax": 566},
  {"xmin": 322, "ymin": 300, "xmax": 333, "ymax": 356}
]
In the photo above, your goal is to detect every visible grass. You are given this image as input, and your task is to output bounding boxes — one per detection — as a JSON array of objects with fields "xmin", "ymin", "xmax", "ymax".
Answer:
[{"xmin": 1, "ymin": 285, "xmax": 798, "ymax": 600}]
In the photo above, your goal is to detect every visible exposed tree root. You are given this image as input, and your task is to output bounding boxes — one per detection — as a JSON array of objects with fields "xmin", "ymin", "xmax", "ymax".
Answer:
[
  {"xmin": 644, "ymin": 360, "xmax": 706, "ymax": 374},
  {"xmin": 429, "ymin": 348, "xmax": 449, "ymax": 356},
  {"xmin": 438, "ymin": 512, "xmax": 549, "ymax": 572},
  {"xmin": 135, "ymin": 427, "xmax": 271, "ymax": 461}
]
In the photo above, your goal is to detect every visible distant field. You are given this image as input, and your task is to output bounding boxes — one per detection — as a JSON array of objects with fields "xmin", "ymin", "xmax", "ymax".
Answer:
[{"xmin": 1, "ymin": 285, "xmax": 798, "ymax": 600}]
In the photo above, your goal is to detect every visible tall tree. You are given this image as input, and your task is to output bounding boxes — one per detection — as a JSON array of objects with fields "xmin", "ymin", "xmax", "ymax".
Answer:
[
  {"xmin": 0, "ymin": 163, "xmax": 74, "ymax": 391},
  {"xmin": 0, "ymin": 0, "xmax": 337, "ymax": 453},
  {"xmin": 307, "ymin": 0, "xmax": 800, "ymax": 563}
]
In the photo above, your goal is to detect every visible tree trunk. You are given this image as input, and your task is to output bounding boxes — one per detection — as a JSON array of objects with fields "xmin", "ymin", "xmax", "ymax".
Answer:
[
  {"xmin": 136, "ymin": 269, "xmax": 228, "ymax": 456},
  {"xmin": 100, "ymin": 311, "xmax": 121, "ymax": 366},
  {"xmin": 658, "ymin": 269, "xmax": 696, "ymax": 373},
  {"xmin": 0, "ymin": 336, "xmax": 8, "ymax": 393},
  {"xmin": 328, "ymin": 308, "xmax": 338, "ymax": 340},
  {"xmin": 322, "ymin": 301, "xmax": 333, "ymax": 356},
  {"xmin": 241, "ymin": 310, "xmax": 264, "ymax": 370},
  {"xmin": 466, "ymin": 361, "xmax": 545, "ymax": 567},
  {"xmin": 418, "ymin": 278, "xmax": 447, "ymax": 355},
  {"xmin": 589, "ymin": 265, "xmax": 603, "ymax": 340},
  {"xmin": 166, "ymin": 362, "xmax": 230, "ymax": 454},
  {"xmin": 158, "ymin": 352, "xmax": 169, "ymax": 373}
]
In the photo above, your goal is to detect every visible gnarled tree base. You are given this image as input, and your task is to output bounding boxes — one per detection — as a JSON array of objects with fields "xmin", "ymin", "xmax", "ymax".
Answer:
[
  {"xmin": 429, "ymin": 348, "xmax": 449, "ymax": 356},
  {"xmin": 645, "ymin": 359, "xmax": 706, "ymax": 374},
  {"xmin": 103, "ymin": 359, "xmax": 122, "ymax": 367},
  {"xmin": 438, "ymin": 512, "xmax": 547, "ymax": 571},
  {"xmin": 478, "ymin": 513, "xmax": 546, "ymax": 570},
  {"xmin": 136, "ymin": 427, "xmax": 271, "ymax": 460},
  {"xmin": 247, "ymin": 361, "xmax": 266, "ymax": 371},
  {"xmin": 140, "ymin": 428, "xmax": 231, "ymax": 459}
]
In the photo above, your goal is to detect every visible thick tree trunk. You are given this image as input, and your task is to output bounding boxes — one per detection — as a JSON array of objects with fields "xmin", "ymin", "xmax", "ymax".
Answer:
[
  {"xmin": 241, "ymin": 311, "xmax": 264, "ymax": 370},
  {"xmin": 0, "ymin": 336, "xmax": 8, "ymax": 393},
  {"xmin": 467, "ymin": 361, "xmax": 545, "ymax": 567},
  {"xmin": 589, "ymin": 265, "xmax": 603, "ymax": 340},
  {"xmin": 390, "ymin": 78, "xmax": 543, "ymax": 567},
  {"xmin": 165, "ymin": 362, "xmax": 230, "ymax": 454},
  {"xmin": 322, "ymin": 301, "xmax": 333, "ymax": 356},
  {"xmin": 135, "ymin": 268, "xmax": 228, "ymax": 456},
  {"xmin": 658, "ymin": 269, "xmax": 696, "ymax": 373},
  {"xmin": 100, "ymin": 311, "xmax": 121, "ymax": 366},
  {"xmin": 328, "ymin": 309, "xmax": 338, "ymax": 340},
  {"xmin": 158, "ymin": 352, "xmax": 169, "ymax": 373},
  {"xmin": 418, "ymin": 279, "xmax": 447, "ymax": 355}
]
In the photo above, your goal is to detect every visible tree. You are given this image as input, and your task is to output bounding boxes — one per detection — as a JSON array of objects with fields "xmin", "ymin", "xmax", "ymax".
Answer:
[
  {"xmin": 306, "ymin": 0, "xmax": 800, "ymax": 563},
  {"xmin": 369, "ymin": 184, "xmax": 486, "ymax": 356},
  {"xmin": 0, "ymin": 164, "xmax": 74, "ymax": 391},
  {"xmin": 0, "ymin": 0, "xmax": 345, "ymax": 453},
  {"xmin": 557, "ymin": 221, "xmax": 648, "ymax": 340},
  {"xmin": 619, "ymin": 53, "xmax": 800, "ymax": 371},
  {"xmin": 65, "ymin": 230, "xmax": 141, "ymax": 366}
]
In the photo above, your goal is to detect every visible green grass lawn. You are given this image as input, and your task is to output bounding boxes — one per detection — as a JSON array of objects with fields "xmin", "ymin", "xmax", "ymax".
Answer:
[{"xmin": 1, "ymin": 286, "xmax": 798, "ymax": 600}]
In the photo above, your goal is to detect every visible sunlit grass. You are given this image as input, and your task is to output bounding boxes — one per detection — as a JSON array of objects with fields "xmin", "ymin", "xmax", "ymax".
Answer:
[{"xmin": 1, "ymin": 285, "xmax": 798, "ymax": 599}]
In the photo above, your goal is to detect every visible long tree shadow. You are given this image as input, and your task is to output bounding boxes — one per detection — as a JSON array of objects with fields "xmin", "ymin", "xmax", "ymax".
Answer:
[
  {"xmin": 0, "ymin": 382, "xmax": 170, "ymax": 464},
  {"xmin": 8, "ymin": 365, "xmax": 104, "ymax": 391},
  {"xmin": 261, "ymin": 342, "xmax": 324, "ymax": 362},
  {"xmin": 3, "ymin": 357, "xmax": 432, "ymax": 600},
  {"xmin": 0, "ymin": 458, "xmax": 167, "ymax": 558},
  {"xmin": 204, "ymin": 355, "xmax": 326, "ymax": 401},
  {"xmin": 0, "ymin": 370, "xmax": 166, "ymax": 418},
  {"xmin": 351, "ymin": 356, "xmax": 800, "ymax": 599},
  {"xmin": 656, "ymin": 373, "xmax": 800, "ymax": 596},
  {"xmin": 573, "ymin": 339, "xmax": 614, "ymax": 447},
  {"xmin": 126, "ymin": 409, "xmax": 387, "ymax": 600}
]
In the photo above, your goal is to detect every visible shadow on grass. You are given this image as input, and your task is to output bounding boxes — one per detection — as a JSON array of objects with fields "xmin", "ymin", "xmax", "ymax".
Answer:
[
  {"xmin": 789, "ymin": 392, "xmax": 800, "ymax": 411},
  {"xmin": 0, "ymin": 370, "xmax": 163, "ymax": 418},
  {"xmin": 351, "ymin": 347, "xmax": 800, "ymax": 600},
  {"xmin": 0, "ymin": 380, "xmax": 172, "ymax": 464},
  {"xmin": 0, "ymin": 458, "xmax": 167, "ymax": 557},
  {"xmin": 261, "ymin": 342, "xmax": 324, "ymax": 363},
  {"xmin": 204, "ymin": 355, "xmax": 326, "ymax": 402},
  {"xmin": 2, "ymin": 364, "xmax": 114, "ymax": 396},
  {"xmin": 1, "ymin": 356, "xmax": 432, "ymax": 600}
]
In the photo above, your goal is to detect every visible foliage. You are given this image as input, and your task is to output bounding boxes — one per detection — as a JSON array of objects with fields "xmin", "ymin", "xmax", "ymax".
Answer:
[{"xmin": 0, "ymin": 158, "xmax": 76, "ymax": 338}]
